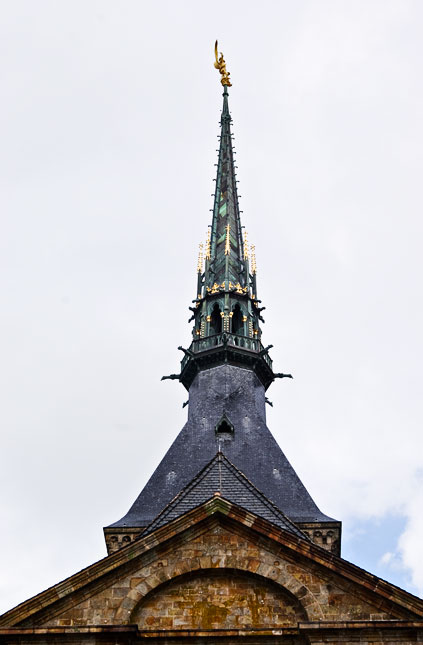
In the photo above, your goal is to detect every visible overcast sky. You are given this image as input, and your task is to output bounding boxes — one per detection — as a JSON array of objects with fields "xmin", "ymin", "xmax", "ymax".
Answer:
[{"xmin": 1, "ymin": 0, "xmax": 423, "ymax": 615}]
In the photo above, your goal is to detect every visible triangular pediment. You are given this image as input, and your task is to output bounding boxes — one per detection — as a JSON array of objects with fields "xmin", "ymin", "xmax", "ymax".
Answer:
[{"xmin": 1, "ymin": 496, "xmax": 422, "ymax": 631}]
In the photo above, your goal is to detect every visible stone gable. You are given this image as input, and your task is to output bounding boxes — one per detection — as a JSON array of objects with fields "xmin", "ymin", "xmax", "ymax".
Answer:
[
  {"xmin": 2, "ymin": 499, "xmax": 423, "ymax": 643},
  {"xmin": 17, "ymin": 519, "xmax": 416, "ymax": 629}
]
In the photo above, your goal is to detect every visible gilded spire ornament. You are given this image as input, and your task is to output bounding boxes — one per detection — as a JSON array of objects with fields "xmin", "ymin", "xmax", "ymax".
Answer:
[
  {"xmin": 214, "ymin": 40, "xmax": 232, "ymax": 87},
  {"xmin": 251, "ymin": 244, "xmax": 257, "ymax": 274},
  {"xmin": 243, "ymin": 230, "xmax": 249, "ymax": 260},
  {"xmin": 225, "ymin": 224, "xmax": 231, "ymax": 255},
  {"xmin": 197, "ymin": 244, "xmax": 204, "ymax": 273},
  {"xmin": 205, "ymin": 230, "xmax": 211, "ymax": 260}
]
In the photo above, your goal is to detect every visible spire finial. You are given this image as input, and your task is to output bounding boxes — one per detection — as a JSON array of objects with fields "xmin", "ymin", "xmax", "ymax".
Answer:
[
  {"xmin": 197, "ymin": 243, "xmax": 204, "ymax": 273},
  {"xmin": 214, "ymin": 41, "xmax": 232, "ymax": 87},
  {"xmin": 251, "ymin": 244, "xmax": 257, "ymax": 275},
  {"xmin": 243, "ymin": 230, "xmax": 249, "ymax": 260}
]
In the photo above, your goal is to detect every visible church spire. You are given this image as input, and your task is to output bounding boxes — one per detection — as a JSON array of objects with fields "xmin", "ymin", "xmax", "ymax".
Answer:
[
  {"xmin": 207, "ymin": 43, "xmax": 246, "ymax": 292},
  {"xmin": 206, "ymin": 83, "xmax": 246, "ymax": 292},
  {"xmin": 171, "ymin": 43, "xmax": 282, "ymax": 391},
  {"xmin": 160, "ymin": 43, "xmax": 293, "ymax": 390}
]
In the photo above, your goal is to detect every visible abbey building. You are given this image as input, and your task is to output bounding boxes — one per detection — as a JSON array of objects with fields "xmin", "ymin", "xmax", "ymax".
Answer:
[{"xmin": 1, "ymin": 47, "xmax": 422, "ymax": 644}]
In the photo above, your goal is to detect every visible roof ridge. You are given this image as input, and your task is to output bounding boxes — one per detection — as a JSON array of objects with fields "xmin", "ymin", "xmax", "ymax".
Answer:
[{"xmin": 217, "ymin": 454, "xmax": 310, "ymax": 540}]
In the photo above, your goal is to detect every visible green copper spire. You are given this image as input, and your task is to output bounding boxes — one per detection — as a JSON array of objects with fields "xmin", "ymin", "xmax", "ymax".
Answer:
[
  {"xmin": 172, "ymin": 84, "xmax": 276, "ymax": 390},
  {"xmin": 189, "ymin": 84, "xmax": 266, "ymax": 349},
  {"xmin": 160, "ymin": 47, "xmax": 292, "ymax": 391},
  {"xmin": 207, "ymin": 85, "xmax": 246, "ymax": 291}
]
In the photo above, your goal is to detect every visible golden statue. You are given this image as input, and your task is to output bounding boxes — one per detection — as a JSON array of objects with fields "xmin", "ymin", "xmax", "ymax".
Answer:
[{"xmin": 214, "ymin": 40, "xmax": 232, "ymax": 87}]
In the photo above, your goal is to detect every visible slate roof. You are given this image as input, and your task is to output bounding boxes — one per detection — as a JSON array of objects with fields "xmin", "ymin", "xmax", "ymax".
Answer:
[{"xmin": 142, "ymin": 452, "xmax": 308, "ymax": 540}]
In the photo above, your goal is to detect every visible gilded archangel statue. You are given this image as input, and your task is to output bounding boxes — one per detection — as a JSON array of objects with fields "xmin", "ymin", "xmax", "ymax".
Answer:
[{"xmin": 214, "ymin": 40, "xmax": 232, "ymax": 87}]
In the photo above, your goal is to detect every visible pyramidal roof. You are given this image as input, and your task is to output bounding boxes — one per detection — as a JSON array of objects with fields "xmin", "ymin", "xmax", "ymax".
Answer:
[
  {"xmin": 108, "ymin": 365, "xmax": 335, "ymax": 529},
  {"xmin": 142, "ymin": 452, "xmax": 308, "ymax": 540}
]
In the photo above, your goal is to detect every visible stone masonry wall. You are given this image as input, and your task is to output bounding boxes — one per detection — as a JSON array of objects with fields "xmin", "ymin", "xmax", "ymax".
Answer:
[{"xmin": 132, "ymin": 570, "xmax": 307, "ymax": 630}]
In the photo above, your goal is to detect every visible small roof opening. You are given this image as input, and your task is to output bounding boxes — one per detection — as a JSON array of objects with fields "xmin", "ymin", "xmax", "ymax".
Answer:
[{"xmin": 215, "ymin": 414, "xmax": 234, "ymax": 434}]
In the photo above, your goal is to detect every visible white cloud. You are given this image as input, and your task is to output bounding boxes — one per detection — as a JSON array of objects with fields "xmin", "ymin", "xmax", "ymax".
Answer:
[
  {"xmin": 380, "ymin": 551, "xmax": 394, "ymax": 566},
  {"xmin": 398, "ymin": 477, "xmax": 423, "ymax": 594}
]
